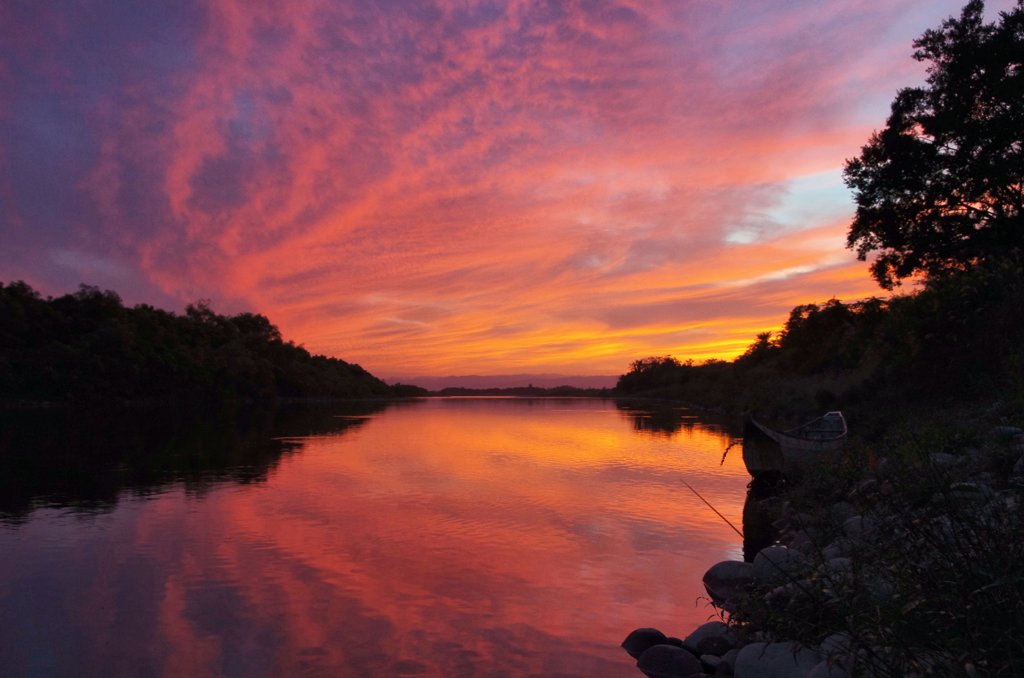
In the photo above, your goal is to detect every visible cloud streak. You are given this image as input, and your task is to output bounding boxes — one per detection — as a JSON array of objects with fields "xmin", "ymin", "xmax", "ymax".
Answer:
[{"xmin": 2, "ymin": 0, "xmax": 1012, "ymax": 376}]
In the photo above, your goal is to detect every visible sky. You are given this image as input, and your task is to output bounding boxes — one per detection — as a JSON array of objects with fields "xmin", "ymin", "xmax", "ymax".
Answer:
[{"xmin": 1, "ymin": 1, "xmax": 1014, "ymax": 382}]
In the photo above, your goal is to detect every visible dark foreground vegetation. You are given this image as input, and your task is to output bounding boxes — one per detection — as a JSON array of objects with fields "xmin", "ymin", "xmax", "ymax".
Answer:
[
  {"xmin": 0, "ymin": 282, "xmax": 425, "ymax": 403},
  {"xmin": 622, "ymin": 3, "xmax": 1024, "ymax": 675}
]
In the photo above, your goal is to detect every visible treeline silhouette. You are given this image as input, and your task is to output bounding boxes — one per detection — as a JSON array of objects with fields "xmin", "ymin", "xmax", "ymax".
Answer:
[
  {"xmin": 616, "ymin": 256, "xmax": 1024, "ymax": 421},
  {"xmin": 433, "ymin": 385, "xmax": 609, "ymax": 397},
  {"xmin": 0, "ymin": 281, "xmax": 424, "ymax": 402}
]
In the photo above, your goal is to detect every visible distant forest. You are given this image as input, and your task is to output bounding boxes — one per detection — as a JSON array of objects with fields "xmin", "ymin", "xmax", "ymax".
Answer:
[
  {"xmin": 615, "ymin": 257, "xmax": 1024, "ymax": 423},
  {"xmin": 0, "ymin": 281, "xmax": 425, "ymax": 403}
]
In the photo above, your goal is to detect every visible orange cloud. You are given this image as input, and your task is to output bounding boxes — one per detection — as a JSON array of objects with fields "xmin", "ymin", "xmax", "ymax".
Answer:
[{"xmin": 5, "ymin": 0, "xmax": 1006, "ymax": 377}]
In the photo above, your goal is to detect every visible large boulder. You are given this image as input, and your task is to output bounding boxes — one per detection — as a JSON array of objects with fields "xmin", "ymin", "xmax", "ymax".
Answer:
[
  {"xmin": 636, "ymin": 643, "xmax": 703, "ymax": 678},
  {"xmin": 681, "ymin": 621, "xmax": 735, "ymax": 656},
  {"xmin": 752, "ymin": 545, "xmax": 806, "ymax": 584},
  {"xmin": 703, "ymin": 560, "xmax": 755, "ymax": 610},
  {"xmin": 623, "ymin": 627, "xmax": 670, "ymax": 660},
  {"xmin": 734, "ymin": 641, "xmax": 821, "ymax": 678}
]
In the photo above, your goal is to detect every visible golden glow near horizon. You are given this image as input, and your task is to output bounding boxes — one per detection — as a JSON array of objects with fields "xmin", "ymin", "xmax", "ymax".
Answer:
[{"xmin": 4, "ymin": 1, "xmax": 1011, "ymax": 378}]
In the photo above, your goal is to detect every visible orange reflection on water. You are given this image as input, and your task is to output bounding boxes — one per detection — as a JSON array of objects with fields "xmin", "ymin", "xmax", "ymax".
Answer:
[{"xmin": 0, "ymin": 399, "xmax": 751, "ymax": 677}]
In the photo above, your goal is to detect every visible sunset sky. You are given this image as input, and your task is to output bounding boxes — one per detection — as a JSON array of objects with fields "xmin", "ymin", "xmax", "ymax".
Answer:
[{"xmin": 1, "ymin": 1, "xmax": 1012, "ymax": 381}]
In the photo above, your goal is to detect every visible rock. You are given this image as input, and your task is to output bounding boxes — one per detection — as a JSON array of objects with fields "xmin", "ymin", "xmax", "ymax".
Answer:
[
  {"xmin": 682, "ymin": 621, "xmax": 734, "ymax": 655},
  {"xmin": 866, "ymin": 574, "xmax": 896, "ymax": 602},
  {"xmin": 623, "ymin": 627, "xmax": 669, "ymax": 659},
  {"xmin": 848, "ymin": 478, "xmax": 878, "ymax": 500},
  {"xmin": 697, "ymin": 635, "xmax": 735, "ymax": 657},
  {"xmin": 764, "ymin": 583, "xmax": 795, "ymax": 607},
  {"xmin": 818, "ymin": 632, "xmax": 852, "ymax": 659},
  {"xmin": 842, "ymin": 515, "xmax": 872, "ymax": 539},
  {"xmin": 753, "ymin": 545, "xmax": 806, "ymax": 584},
  {"xmin": 787, "ymin": 529, "xmax": 817, "ymax": 554},
  {"xmin": 990, "ymin": 425, "xmax": 1023, "ymax": 441},
  {"xmin": 1011, "ymin": 454, "xmax": 1024, "ymax": 477},
  {"xmin": 701, "ymin": 654, "xmax": 723, "ymax": 672},
  {"xmin": 929, "ymin": 452, "xmax": 958, "ymax": 469},
  {"xmin": 637, "ymin": 644, "xmax": 703, "ymax": 678},
  {"xmin": 703, "ymin": 561, "xmax": 755, "ymax": 610},
  {"xmin": 949, "ymin": 481, "xmax": 996, "ymax": 505},
  {"xmin": 720, "ymin": 648, "xmax": 739, "ymax": 670},
  {"xmin": 821, "ymin": 539, "xmax": 851, "ymax": 561},
  {"xmin": 807, "ymin": 660, "xmax": 851, "ymax": 677},
  {"xmin": 734, "ymin": 642, "xmax": 821, "ymax": 678},
  {"xmin": 829, "ymin": 502, "xmax": 856, "ymax": 524},
  {"xmin": 825, "ymin": 557, "xmax": 852, "ymax": 572},
  {"xmin": 975, "ymin": 471, "xmax": 997, "ymax": 486},
  {"xmin": 681, "ymin": 621, "xmax": 727, "ymax": 648}
]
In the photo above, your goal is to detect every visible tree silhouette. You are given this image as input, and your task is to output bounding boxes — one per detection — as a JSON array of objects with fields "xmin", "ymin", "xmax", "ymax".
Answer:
[
  {"xmin": 844, "ymin": 0, "xmax": 1023, "ymax": 289},
  {"xmin": 0, "ymin": 281, "xmax": 399, "ymax": 402}
]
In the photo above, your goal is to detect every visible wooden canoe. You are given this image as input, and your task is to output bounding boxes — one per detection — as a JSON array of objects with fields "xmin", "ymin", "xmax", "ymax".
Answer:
[{"xmin": 742, "ymin": 411, "xmax": 847, "ymax": 477}]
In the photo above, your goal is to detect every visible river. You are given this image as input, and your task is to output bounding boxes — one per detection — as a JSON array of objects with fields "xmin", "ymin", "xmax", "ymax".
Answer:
[{"xmin": 0, "ymin": 398, "xmax": 749, "ymax": 676}]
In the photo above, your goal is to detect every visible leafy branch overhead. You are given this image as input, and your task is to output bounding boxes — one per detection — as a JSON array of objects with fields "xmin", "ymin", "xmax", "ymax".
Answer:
[{"xmin": 844, "ymin": 0, "xmax": 1024, "ymax": 289}]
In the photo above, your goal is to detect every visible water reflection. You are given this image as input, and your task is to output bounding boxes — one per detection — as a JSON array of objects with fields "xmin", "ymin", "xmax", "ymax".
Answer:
[
  {"xmin": 614, "ymin": 399, "xmax": 732, "ymax": 437},
  {"xmin": 0, "ymin": 398, "xmax": 749, "ymax": 676},
  {"xmin": 742, "ymin": 477, "xmax": 783, "ymax": 562},
  {"xmin": 0, "ymin": 401, "xmax": 397, "ymax": 520}
]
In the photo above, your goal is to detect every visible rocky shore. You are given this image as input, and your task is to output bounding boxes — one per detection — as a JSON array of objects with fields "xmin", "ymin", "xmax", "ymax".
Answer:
[{"xmin": 623, "ymin": 424, "xmax": 1024, "ymax": 677}]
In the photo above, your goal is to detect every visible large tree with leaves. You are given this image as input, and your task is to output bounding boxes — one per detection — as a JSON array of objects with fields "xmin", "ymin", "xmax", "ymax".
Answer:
[{"xmin": 844, "ymin": 0, "xmax": 1023, "ymax": 289}]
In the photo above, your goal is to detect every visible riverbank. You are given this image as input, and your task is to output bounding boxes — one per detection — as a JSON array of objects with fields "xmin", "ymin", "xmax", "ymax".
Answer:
[{"xmin": 623, "ymin": 401, "xmax": 1024, "ymax": 676}]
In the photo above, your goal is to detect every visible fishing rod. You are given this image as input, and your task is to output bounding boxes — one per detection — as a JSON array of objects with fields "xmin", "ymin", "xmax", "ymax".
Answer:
[{"xmin": 680, "ymin": 478, "xmax": 743, "ymax": 539}]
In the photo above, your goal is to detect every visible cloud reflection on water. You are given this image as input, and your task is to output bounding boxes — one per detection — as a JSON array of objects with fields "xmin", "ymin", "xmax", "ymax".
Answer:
[{"xmin": 0, "ymin": 399, "xmax": 749, "ymax": 676}]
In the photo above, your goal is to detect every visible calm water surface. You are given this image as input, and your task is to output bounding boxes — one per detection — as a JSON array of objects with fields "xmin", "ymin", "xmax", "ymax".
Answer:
[{"xmin": 0, "ymin": 398, "xmax": 749, "ymax": 676}]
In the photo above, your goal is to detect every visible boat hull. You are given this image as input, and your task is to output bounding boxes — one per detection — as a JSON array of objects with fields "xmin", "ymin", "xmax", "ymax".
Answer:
[
  {"xmin": 742, "ymin": 417, "xmax": 785, "ymax": 477},
  {"xmin": 742, "ymin": 412, "xmax": 847, "ymax": 478}
]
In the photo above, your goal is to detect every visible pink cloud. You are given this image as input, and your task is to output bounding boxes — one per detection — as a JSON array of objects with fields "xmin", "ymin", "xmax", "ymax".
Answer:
[{"xmin": 4, "ymin": 0, "xmax": 1009, "ymax": 376}]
